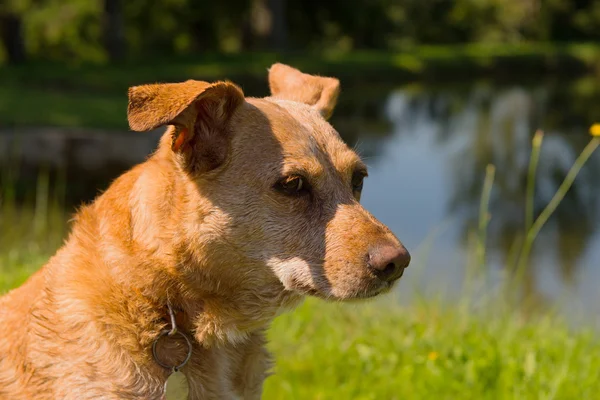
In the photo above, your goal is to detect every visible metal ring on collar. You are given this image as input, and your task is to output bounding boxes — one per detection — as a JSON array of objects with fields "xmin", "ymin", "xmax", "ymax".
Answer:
[{"xmin": 152, "ymin": 329, "xmax": 193, "ymax": 372}]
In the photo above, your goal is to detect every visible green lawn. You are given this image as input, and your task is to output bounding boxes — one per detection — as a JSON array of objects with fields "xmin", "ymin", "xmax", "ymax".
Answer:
[
  {"xmin": 2, "ymin": 43, "xmax": 600, "ymax": 129},
  {"xmin": 1, "ymin": 204, "xmax": 599, "ymax": 399},
  {"xmin": 265, "ymin": 298, "xmax": 599, "ymax": 400}
]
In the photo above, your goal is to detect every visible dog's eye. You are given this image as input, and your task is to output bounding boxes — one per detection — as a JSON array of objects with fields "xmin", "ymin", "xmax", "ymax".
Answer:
[
  {"xmin": 275, "ymin": 175, "xmax": 309, "ymax": 196},
  {"xmin": 352, "ymin": 171, "xmax": 366, "ymax": 193}
]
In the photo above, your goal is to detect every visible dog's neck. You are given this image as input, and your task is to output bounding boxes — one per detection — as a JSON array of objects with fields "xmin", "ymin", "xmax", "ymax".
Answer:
[
  {"xmin": 10, "ymin": 151, "xmax": 293, "ymax": 399},
  {"xmin": 63, "ymin": 151, "xmax": 302, "ymax": 351}
]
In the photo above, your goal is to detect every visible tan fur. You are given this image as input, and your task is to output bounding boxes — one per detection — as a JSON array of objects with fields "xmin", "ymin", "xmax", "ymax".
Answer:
[{"xmin": 0, "ymin": 64, "xmax": 409, "ymax": 399}]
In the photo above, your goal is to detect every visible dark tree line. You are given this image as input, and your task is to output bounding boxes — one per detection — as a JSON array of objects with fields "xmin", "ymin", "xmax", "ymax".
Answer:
[{"xmin": 1, "ymin": 0, "xmax": 600, "ymax": 64}]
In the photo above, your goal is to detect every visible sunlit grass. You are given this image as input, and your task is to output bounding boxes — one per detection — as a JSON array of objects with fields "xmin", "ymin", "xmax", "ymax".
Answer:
[
  {"xmin": 0, "ymin": 203, "xmax": 67, "ymax": 292},
  {"xmin": 264, "ymin": 298, "xmax": 600, "ymax": 400}
]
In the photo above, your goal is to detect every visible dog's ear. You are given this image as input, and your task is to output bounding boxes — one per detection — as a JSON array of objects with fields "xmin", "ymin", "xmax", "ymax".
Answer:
[
  {"xmin": 128, "ymin": 80, "xmax": 244, "ymax": 173},
  {"xmin": 268, "ymin": 63, "xmax": 340, "ymax": 120}
]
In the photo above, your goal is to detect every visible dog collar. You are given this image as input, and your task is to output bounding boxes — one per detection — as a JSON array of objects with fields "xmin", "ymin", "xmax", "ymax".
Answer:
[{"xmin": 152, "ymin": 303, "xmax": 193, "ymax": 373}]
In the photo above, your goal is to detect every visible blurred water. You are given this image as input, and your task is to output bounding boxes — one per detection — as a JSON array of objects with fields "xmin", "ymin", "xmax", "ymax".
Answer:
[
  {"xmin": 2, "ymin": 77, "xmax": 599, "ymax": 322},
  {"xmin": 340, "ymin": 80, "xmax": 600, "ymax": 324}
]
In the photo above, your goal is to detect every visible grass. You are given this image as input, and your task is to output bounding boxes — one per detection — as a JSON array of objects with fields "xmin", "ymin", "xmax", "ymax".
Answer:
[
  {"xmin": 264, "ymin": 298, "xmax": 599, "ymax": 400},
  {"xmin": 1, "ymin": 135, "xmax": 600, "ymax": 399},
  {"xmin": 0, "ymin": 205, "xmax": 67, "ymax": 291},
  {"xmin": 2, "ymin": 42, "xmax": 600, "ymax": 129}
]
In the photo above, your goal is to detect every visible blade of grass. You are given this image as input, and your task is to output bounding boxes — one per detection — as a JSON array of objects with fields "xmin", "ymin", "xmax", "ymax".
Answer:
[
  {"xmin": 34, "ymin": 166, "xmax": 50, "ymax": 235},
  {"xmin": 525, "ymin": 130, "xmax": 544, "ymax": 232},
  {"xmin": 515, "ymin": 137, "xmax": 600, "ymax": 281},
  {"xmin": 462, "ymin": 164, "xmax": 495, "ymax": 316},
  {"xmin": 477, "ymin": 164, "xmax": 495, "ymax": 271}
]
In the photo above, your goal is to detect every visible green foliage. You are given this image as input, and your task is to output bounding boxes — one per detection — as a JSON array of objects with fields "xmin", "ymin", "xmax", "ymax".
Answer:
[
  {"xmin": 2, "ymin": 44, "xmax": 600, "ymax": 129},
  {"xmin": 23, "ymin": 0, "xmax": 104, "ymax": 63},
  {"xmin": 3, "ymin": 0, "xmax": 600, "ymax": 64}
]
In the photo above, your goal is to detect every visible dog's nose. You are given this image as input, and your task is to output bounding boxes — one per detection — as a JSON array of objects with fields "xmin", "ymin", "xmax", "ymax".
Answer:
[{"xmin": 368, "ymin": 244, "xmax": 411, "ymax": 282}]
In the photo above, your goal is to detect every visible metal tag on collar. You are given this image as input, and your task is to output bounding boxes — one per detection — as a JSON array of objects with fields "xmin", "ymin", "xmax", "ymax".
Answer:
[{"xmin": 165, "ymin": 370, "xmax": 189, "ymax": 399}]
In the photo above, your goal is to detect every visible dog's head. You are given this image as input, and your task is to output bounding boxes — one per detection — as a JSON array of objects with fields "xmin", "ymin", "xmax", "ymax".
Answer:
[{"xmin": 127, "ymin": 64, "xmax": 409, "ymax": 300}]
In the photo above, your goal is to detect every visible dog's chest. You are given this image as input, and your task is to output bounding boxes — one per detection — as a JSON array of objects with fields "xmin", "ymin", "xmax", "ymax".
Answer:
[{"xmin": 177, "ymin": 331, "xmax": 271, "ymax": 400}]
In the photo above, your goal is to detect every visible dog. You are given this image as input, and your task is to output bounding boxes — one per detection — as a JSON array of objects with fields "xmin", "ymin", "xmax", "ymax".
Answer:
[{"xmin": 0, "ymin": 63, "xmax": 410, "ymax": 399}]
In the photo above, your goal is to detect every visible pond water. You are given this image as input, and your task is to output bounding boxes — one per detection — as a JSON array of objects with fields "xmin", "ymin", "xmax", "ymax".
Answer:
[
  {"xmin": 2, "ymin": 76, "xmax": 599, "ymax": 323},
  {"xmin": 349, "ymin": 80, "xmax": 600, "ymax": 324}
]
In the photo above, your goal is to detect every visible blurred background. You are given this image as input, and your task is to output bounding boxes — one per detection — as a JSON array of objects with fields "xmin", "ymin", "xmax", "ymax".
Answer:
[{"xmin": 1, "ymin": 0, "xmax": 600, "ymax": 323}]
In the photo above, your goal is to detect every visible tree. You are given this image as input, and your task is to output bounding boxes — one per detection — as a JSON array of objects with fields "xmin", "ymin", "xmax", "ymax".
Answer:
[
  {"xmin": 268, "ymin": 0, "xmax": 287, "ymax": 50},
  {"xmin": 0, "ymin": 8, "xmax": 26, "ymax": 64},
  {"xmin": 103, "ymin": 0, "xmax": 125, "ymax": 61}
]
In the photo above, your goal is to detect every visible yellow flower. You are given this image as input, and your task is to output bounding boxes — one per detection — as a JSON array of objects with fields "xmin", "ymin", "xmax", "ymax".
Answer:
[
  {"xmin": 590, "ymin": 124, "xmax": 600, "ymax": 137},
  {"xmin": 427, "ymin": 351, "xmax": 439, "ymax": 361}
]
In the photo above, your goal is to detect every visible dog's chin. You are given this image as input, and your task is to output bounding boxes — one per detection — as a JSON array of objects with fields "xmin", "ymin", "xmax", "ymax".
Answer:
[
  {"xmin": 294, "ymin": 280, "xmax": 395, "ymax": 301},
  {"xmin": 339, "ymin": 281, "xmax": 395, "ymax": 301}
]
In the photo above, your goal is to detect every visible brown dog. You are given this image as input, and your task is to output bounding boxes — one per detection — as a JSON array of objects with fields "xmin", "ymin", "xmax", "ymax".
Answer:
[{"xmin": 0, "ymin": 64, "xmax": 410, "ymax": 399}]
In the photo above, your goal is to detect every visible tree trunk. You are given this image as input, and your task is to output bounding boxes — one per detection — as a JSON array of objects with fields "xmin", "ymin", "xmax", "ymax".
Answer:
[
  {"xmin": 268, "ymin": 0, "xmax": 287, "ymax": 51},
  {"xmin": 0, "ymin": 12, "xmax": 26, "ymax": 64},
  {"xmin": 103, "ymin": 0, "xmax": 125, "ymax": 61}
]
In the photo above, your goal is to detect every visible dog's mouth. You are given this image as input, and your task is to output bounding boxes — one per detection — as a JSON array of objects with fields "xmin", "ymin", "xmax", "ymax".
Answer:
[
  {"xmin": 352, "ymin": 280, "xmax": 395, "ymax": 299},
  {"xmin": 288, "ymin": 279, "xmax": 323, "ymax": 297},
  {"xmin": 269, "ymin": 256, "xmax": 404, "ymax": 301},
  {"xmin": 290, "ymin": 276, "xmax": 396, "ymax": 301}
]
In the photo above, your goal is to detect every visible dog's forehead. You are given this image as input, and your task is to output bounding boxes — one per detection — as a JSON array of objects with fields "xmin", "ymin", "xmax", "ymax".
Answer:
[{"xmin": 245, "ymin": 98, "xmax": 361, "ymax": 172}]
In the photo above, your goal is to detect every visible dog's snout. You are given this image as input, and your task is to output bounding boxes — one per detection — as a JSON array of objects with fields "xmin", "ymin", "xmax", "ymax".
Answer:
[{"xmin": 368, "ymin": 244, "xmax": 410, "ymax": 282}]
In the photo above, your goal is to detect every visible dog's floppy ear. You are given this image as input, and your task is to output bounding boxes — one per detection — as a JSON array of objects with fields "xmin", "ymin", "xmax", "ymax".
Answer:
[
  {"xmin": 127, "ymin": 80, "xmax": 244, "ymax": 173},
  {"xmin": 268, "ymin": 63, "xmax": 340, "ymax": 120}
]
